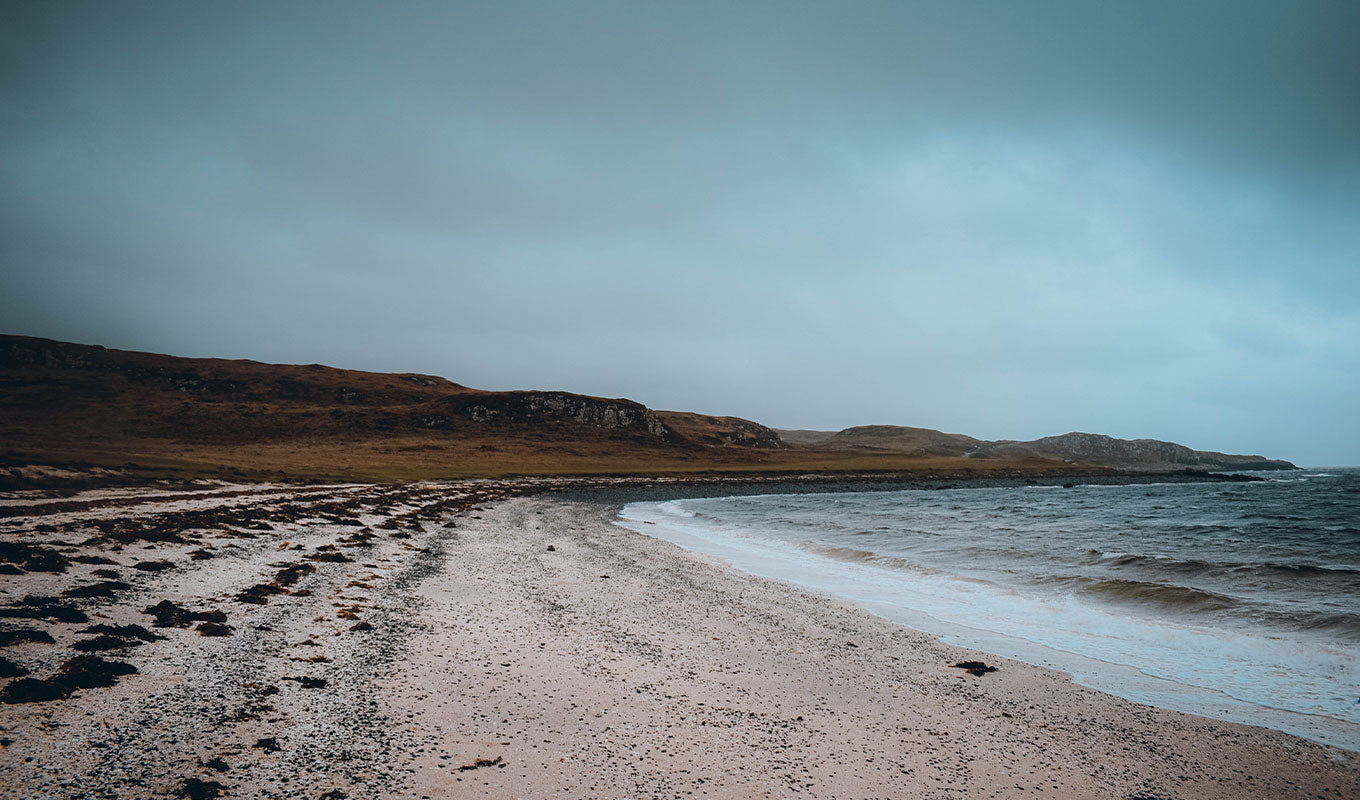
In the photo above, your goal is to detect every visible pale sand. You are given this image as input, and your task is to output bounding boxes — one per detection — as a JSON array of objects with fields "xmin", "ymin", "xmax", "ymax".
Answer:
[{"xmin": 1, "ymin": 485, "xmax": 1356, "ymax": 799}]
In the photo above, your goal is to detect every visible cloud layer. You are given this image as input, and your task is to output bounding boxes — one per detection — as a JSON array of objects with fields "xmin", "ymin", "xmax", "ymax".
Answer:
[{"xmin": 3, "ymin": 1, "xmax": 1358, "ymax": 463}]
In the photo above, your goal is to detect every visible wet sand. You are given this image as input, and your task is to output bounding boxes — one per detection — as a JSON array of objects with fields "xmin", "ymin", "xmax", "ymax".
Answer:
[{"xmin": 1, "ymin": 483, "xmax": 1356, "ymax": 799}]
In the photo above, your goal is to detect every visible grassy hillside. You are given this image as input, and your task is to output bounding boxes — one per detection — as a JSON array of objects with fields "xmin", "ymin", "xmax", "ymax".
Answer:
[{"xmin": 0, "ymin": 335, "xmax": 1091, "ymax": 484}]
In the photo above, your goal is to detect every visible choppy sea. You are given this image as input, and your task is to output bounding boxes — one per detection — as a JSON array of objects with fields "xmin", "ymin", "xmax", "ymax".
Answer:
[{"xmin": 617, "ymin": 468, "xmax": 1360, "ymax": 750}]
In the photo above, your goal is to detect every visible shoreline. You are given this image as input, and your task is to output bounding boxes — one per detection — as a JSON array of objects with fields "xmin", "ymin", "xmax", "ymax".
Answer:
[
  {"xmin": 2, "ymin": 480, "xmax": 1354, "ymax": 798},
  {"xmin": 614, "ymin": 487, "xmax": 1360, "ymax": 751}
]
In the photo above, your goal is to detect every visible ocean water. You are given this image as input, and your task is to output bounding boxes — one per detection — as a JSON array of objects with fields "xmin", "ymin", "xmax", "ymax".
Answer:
[{"xmin": 616, "ymin": 469, "xmax": 1360, "ymax": 750}]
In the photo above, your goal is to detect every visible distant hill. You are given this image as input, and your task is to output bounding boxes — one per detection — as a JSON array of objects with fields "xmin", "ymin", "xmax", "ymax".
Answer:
[
  {"xmin": 0, "ymin": 334, "xmax": 787, "ymax": 482},
  {"xmin": 968, "ymin": 431, "xmax": 1296, "ymax": 472},
  {"xmin": 3, "ymin": 334, "xmax": 1282, "ymax": 484},
  {"xmin": 779, "ymin": 425, "xmax": 981, "ymax": 457},
  {"xmin": 777, "ymin": 425, "xmax": 1296, "ymax": 472}
]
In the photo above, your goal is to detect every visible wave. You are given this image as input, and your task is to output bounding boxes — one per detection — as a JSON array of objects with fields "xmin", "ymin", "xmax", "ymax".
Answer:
[
  {"xmin": 1277, "ymin": 610, "xmax": 1360, "ymax": 639},
  {"xmin": 805, "ymin": 544, "xmax": 951, "ymax": 577},
  {"xmin": 1035, "ymin": 575, "xmax": 1360, "ymax": 638},
  {"xmin": 1083, "ymin": 550, "xmax": 1360, "ymax": 580},
  {"xmin": 801, "ymin": 541, "xmax": 1359, "ymax": 632},
  {"xmin": 1045, "ymin": 576, "xmax": 1241, "ymax": 612}
]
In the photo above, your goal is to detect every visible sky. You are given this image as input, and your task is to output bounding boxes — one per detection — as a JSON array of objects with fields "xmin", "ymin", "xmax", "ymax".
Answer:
[{"xmin": 2, "ymin": 1, "xmax": 1358, "ymax": 465}]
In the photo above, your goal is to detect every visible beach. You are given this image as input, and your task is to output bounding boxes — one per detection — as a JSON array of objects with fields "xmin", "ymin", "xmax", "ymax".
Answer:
[{"xmin": 1, "ymin": 481, "xmax": 1356, "ymax": 799}]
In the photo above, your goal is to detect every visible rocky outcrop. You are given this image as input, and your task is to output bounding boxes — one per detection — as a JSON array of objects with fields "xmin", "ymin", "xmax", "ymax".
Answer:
[{"xmin": 422, "ymin": 392, "xmax": 673, "ymax": 439}]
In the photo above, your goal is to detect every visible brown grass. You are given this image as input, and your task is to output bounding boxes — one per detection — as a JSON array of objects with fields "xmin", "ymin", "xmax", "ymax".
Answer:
[{"xmin": 0, "ymin": 334, "xmax": 1098, "ymax": 484}]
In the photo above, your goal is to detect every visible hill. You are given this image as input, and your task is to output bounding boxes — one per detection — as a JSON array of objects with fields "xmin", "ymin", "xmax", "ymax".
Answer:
[
  {"xmin": 6, "ymin": 335, "xmax": 1284, "ymax": 485},
  {"xmin": 778, "ymin": 425, "xmax": 981, "ymax": 457},
  {"xmin": 778, "ymin": 425, "xmax": 1296, "ymax": 472},
  {"xmin": 969, "ymin": 431, "xmax": 1296, "ymax": 472},
  {"xmin": 0, "ymin": 335, "xmax": 1083, "ymax": 484}
]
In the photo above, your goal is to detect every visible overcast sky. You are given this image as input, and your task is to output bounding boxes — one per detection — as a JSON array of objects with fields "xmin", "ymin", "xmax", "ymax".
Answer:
[{"xmin": 3, "ymin": 1, "xmax": 1358, "ymax": 464}]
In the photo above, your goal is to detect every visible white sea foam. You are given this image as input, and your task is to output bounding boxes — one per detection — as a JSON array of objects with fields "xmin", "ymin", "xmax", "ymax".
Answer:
[{"xmin": 617, "ymin": 494, "xmax": 1360, "ymax": 751}]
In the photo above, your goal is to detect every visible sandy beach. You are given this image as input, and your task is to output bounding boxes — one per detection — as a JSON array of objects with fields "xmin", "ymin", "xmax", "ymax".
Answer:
[{"xmin": 1, "ymin": 481, "xmax": 1356, "ymax": 799}]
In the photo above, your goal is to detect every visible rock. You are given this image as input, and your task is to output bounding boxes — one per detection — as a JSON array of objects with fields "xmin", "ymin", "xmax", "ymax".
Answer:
[{"xmin": 952, "ymin": 660, "xmax": 998, "ymax": 676}]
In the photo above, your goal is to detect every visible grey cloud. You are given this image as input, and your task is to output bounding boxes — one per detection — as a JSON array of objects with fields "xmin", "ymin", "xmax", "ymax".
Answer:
[{"xmin": 2, "ymin": 1, "xmax": 1357, "ymax": 464}]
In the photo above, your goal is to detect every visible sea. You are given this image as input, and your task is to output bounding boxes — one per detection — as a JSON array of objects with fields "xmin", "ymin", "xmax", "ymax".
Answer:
[{"xmin": 616, "ymin": 468, "xmax": 1360, "ymax": 750}]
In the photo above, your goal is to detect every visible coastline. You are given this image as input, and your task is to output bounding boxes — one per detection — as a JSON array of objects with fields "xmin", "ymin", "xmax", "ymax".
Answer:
[
  {"xmin": 614, "ymin": 483, "xmax": 1360, "ymax": 751},
  {"xmin": 2, "ymin": 479, "xmax": 1355, "ymax": 798}
]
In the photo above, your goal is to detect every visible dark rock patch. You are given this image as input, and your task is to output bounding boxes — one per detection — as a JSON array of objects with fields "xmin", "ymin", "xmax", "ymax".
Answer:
[
  {"xmin": 62, "ymin": 580, "xmax": 132, "ymax": 598},
  {"xmin": 282, "ymin": 675, "xmax": 327, "ymax": 689},
  {"xmin": 253, "ymin": 736, "xmax": 281, "ymax": 752},
  {"xmin": 272, "ymin": 562, "xmax": 315, "ymax": 587},
  {"xmin": 0, "ymin": 542, "xmax": 70, "ymax": 573},
  {"xmin": 87, "ymin": 519, "xmax": 192, "ymax": 547},
  {"xmin": 81, "ymin": 623, "xmax": 165, "ymax": 641},
  {"xmin": 0, "ymin": 596, "xmax": 88, "ymax": 623},
  {"xmin": 953, "ymin": 660, "xmax": 998, "ymax": 676},
  {"xmin": 72, "ymin": 634, "xmax": 143, "ymax": 652},
  {"xmin": 236, "ymin": 583, "xmax": 288, "ymax": 605},
  {"xmin": 307, "ymin": 550, "xmax": 353, "ymax": 563},
  {"xmin": 69, "ymin": 554, "xmax": 117, "ymax": 565},
  {"xmin": 0, "ymin": 677, "xmax": 73, "ymax": 703},
  {"xmin": 144, "ymin": 599, "xmax": 228, "ymax": 628},
  {"xmin": 132, "ymin": 559, "xmax": 175, "ymax": 572},
  {"xmin": 0, "ymin": 655, "xmax": 29, "ymax": 678},
  {"xmin": 337, "ymin": 529, "xmax": 376, "ymax": 548},
  {"xmin": 196, "ymin": 621, "xmax": 234, "ymax": 637},
  {"xmin": 55, "ymin": 655, "xmax": 138, "ymax": 689},
  {"xmin": 0, "ymin": 628, "xmax": 56, "ymax": 646},
  {"xmin": 176, "ymin": 777, "xmax": 227, "ymax": 799}
]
